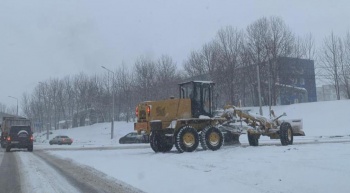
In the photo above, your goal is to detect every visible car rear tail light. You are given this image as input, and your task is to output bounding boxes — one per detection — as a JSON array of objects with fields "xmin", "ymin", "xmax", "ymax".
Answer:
[
  {"xmin": 147, "ymin": 106, "xmax": 151, "ymax": 116},
  {"xmin": 135, "ymin": 106, "xmax": 139, "ymax": 117},
  {"xmin": 30, "ymin": 136, "xmax": 34, "ymax": 141},
  {"xmin": 6, "ymin": 136, "xmax": 11, "ymax": 141}
]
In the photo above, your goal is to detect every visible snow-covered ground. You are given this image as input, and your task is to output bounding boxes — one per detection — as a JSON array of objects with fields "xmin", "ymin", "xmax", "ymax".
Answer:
[{"xmin": 34, "ymin": 100, "xmax": 350, "ymax": 193}]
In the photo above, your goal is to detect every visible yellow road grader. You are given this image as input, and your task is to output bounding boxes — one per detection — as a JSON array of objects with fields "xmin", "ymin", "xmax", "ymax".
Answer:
[{"xmin": 134, "ymin": 81, "xmax": 305, "ymax": 153}]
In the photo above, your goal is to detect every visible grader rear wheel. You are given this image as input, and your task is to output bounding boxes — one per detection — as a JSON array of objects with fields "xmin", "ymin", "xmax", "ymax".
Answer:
[
  {"xmin": 176, "ymin": 126, "xmax": 199, "ymax": 153},
  {"xmin": 150, "ymin": 132, "xmax": 173, "ymax": 153},
  {"xmin": 150, "ymin": 132, "xmax": 159, "ymax": 152},
  {"xmin": 174, "ymin": 129, "xmax": 183, "ymax": 153},
  {"xmin": 200, "ymin": 126, "xmax": 224, "ymax": 151}
]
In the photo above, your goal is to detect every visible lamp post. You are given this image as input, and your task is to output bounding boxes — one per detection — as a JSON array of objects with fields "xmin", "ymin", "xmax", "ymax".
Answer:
[
  {"xmin": 8, "ymin": 96, "xmax": 18, "ymax": 117},
  {"xmin": 39, "ymin": 82, "xmax": 50, "ymax": 140},
  {"xmin": 101, "ymin": 66, "xmax": 115, "ymax": 139},
  {"xmin": 256, "ymin": 65, "xmax": 263, "ymax": 116}
]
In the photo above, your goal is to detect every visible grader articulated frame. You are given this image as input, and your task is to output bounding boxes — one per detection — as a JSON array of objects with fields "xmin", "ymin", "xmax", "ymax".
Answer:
[{"xmin": 225, "ymin": 105, "xmax": 305, "ymax": 146}]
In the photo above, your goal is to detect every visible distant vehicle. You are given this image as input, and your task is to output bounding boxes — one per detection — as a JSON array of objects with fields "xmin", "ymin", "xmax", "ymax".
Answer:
[
  {"xmin": 49, "ymin": 136, "xmax": 73, "ymax": 145},
  {"xmin": 1, "ymin": 116, "xmax": 33, "ymax": 152},
  {"xmin": 119, "ymin": 132, "xmax": 149, "ymax": 144}
]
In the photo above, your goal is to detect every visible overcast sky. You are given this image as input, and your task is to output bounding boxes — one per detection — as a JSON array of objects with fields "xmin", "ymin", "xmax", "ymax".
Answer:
[{"xmin": 1, "ymin": 0, "xmax": 350, "ymax": 109}]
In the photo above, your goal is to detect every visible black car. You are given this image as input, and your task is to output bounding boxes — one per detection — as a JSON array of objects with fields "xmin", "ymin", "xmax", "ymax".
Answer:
[
  {"xmin": 5, "ymin": 126, "xmax": 33, "ymax": 152},
  {"xmin": 119, "ymin": 132, "xmax": 149, "ymax": 144}
]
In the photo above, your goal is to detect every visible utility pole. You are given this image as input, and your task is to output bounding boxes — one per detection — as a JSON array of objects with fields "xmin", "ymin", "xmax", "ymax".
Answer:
[
  {"xmin": 101, "ymin": 66, "xmax": 115, "ymax": 139},
  {"xmin": 39, "ymin": 82, "xmax": 50, "ymax": 140},
  {"xmin": 257, "ymin": 65, "xmax": 263, "ymax": 116},
  {"xmin": 268, "ymin": 74, "xmax": 272, "ymax": 118}
]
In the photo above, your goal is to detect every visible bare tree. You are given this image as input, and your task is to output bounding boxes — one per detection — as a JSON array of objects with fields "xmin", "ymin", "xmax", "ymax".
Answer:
[
  {"xmin": 214, "ymin": 26, "xmax": 244, "ymax": 105},
  {"xmin": 115, "ymin": 64, "xmax": 135, "ymax": 122},
  {"xmin": 266, "ymin": 16, "xmax": 295, "ymax": 105},
  {"xmin": 134, "ymin": 56, "xmax": 157, "ymax": 101},
  {"xmin": 183, "ymin": 51, "xmax": 206, "ymax": 77},
  {"xmin": 319, "ymin": 32, "xmax": 343, "ymax": 100},
  {"xmin": 183, "ymin": 41, "xmax": 219, "ymax": 78},
  {"xmin": 0, "ymin": 102, "xmax": 7, "ymax": 113},
  {"xmin": 340, "ymin": 31, "xmax": 350, "ymax": 98},
  {"xmin": 63, "ymin": 76, "xmax": 76, "ymax": 124},
  {"xmin": 246, "ymin": 17, "xmax": 270, "ymax": 65},
  {"xmin": 21, "ymin": 92, "xmax": 32, "ymax": 118},
  {"xmin": 246, "ymin": 17, "xmax": 270, "ymax": 106},
  {"xmin": 155, "ymin": 55, "xmax": 179, "ymax": 99},
  {"xmin": 304, "ymin": 33, "xmax": 316, "ymax": 60}
]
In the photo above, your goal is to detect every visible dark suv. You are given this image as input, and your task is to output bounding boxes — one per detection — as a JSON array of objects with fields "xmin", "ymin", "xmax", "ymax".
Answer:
[{"xmin": 5, "ymin": 126, "xmax": 33, "ymax": 152}]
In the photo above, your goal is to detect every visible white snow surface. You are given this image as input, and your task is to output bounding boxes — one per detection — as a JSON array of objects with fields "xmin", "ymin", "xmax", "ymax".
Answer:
[
  {"xmin": 17, "ymin": 153, "xmax": 80, "ymax": 193},
  {"xmin": 33, "ymin": 100, "xmax": 350, "ymax": 193}
]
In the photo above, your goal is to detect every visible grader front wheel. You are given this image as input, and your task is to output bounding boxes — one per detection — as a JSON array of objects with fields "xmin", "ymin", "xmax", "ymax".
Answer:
[
  {"xmin": 247, "ymin": 132, "xmax": 259, "ymax": 146},
  {"xmin": 176, "ymin": 126, "xmax": 199, "ymax": 153},
  {"xmin": 280, "ymin": 122, "xmax": 293, "ymax": 146}
]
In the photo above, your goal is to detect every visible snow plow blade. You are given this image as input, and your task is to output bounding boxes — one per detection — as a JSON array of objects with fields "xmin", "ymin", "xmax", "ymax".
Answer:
[{"xmin": 219, "ymin": 125, "xmax": 242, "ymax": 145}]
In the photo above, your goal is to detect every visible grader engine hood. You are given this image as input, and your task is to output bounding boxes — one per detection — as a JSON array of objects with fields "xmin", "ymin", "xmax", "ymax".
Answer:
[
  {"xmin": 135, "ymin": 98, "xmax": 192, "ymax": 134},
  {"xmin": 137, "ymin": 99, "xmax": 192, "ymax": 120}
]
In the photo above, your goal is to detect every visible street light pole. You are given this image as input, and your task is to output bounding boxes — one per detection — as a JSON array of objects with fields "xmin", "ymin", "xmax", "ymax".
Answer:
[
  {"xmin": 101, "ymin": 66, "xmax": 115, "ymax": 139},
  {"xmin": 256, "ymin": 65, "xmax": 263, "ymax": 116},
  {"xmin": 8, "ymin": 96, "xmax": 18, "ymax": 117}
]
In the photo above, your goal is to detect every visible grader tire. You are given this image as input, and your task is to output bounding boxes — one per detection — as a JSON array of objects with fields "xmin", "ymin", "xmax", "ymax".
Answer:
[
  {"xmin": 150, "ymin": 132, "xmax": 159, "ymax": 152},
  {"xmin": 161, "ymin": 136, "xmax": 174, "ymax": 152},
  {"xmin": 150, "ymin": 132, "xmax": 173, "ymax": 153},
  {"xmin": 163, "ymin": 143, "xmax": 173, "ymax": 152},
  {"xmin": 200, "ymin": 126, "xmax": 224, "ymax": 151},
  {"xmin": 176, "ymin": 126, "xmax": 199, "ymax": 153},
  {"xmin": 174, "ymin": 129, "xmax": 184, "ymax": 153},
  {"xmin": 247, "ymin": 132, "xmax": 259, "ymax": 146},
  {"xmin": 280, "ymin": 122, "xmax": 293, "ymax": 146}
]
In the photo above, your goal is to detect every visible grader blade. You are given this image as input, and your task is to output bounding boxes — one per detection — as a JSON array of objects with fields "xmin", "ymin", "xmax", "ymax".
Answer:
[{"xmin": 219, "ymin": 125, "xmax": 242, "ymax": 145}]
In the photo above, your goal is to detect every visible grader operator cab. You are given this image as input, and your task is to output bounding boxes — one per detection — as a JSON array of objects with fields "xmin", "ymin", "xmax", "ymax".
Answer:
[{"xmin": 134, "ymin": 81, "xmax": 234, "ymax": 153}]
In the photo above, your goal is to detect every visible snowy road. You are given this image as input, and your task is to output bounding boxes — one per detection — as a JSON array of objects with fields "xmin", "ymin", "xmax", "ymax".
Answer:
[
  {"xmin": 51, "ymin": 140, "xmax": 350, "ymax": 193},
  {"xmin": 0, "ymin": 148, "xmax": 143, "ymax": 193},
  {"xmin": 1, "ymin": 136, "xmax": 350, "ymax": 193},
  {"xmin": 0, "ymin": 149, "xmax": 21, "ymax": 193}
]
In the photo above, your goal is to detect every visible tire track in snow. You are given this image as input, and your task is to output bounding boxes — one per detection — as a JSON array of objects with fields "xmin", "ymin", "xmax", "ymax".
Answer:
[
  {"xmin": 16, "ymin": 150, "xmax": 144, "ymax": 193},
  {"xmin": 32, "ymin": 150, "xmax": 144, "ymax": 193},
  {"xmin": 17, "ymin": 151, "xmax": 81, "ymax": 193},
  {"xmin": 0, "ymin": 150, "xmax": 22, "ymax": 193}
]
